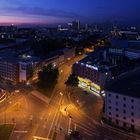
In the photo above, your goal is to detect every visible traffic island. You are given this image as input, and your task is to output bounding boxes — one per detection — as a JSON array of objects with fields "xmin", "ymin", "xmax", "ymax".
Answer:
[{"xmin": 0, "ymin": 124, "xmax": 14, "ymax": 140}]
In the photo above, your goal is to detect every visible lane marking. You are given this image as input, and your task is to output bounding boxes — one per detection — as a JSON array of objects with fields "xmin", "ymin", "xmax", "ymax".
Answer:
[
  {"xmin": 47, "ymin": 95, "xmax": 63, "ymax": 139},
  {"xmin": 67, "ymin": 118, "xmax": 72, "ymax": 135},
  {"xmin": 76, "ymin": 124, "xmax": 100, "ymax": 136},
  {"xmin": 14, "ymin": 130, "xmax": 28, "ymax": 133},
  {"xmin": 74, "ymin": 123, "xmax": 77, "ymax": 131}
]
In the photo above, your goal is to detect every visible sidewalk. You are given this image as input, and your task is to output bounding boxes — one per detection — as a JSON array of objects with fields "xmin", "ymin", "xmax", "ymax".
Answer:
[
  {"xmin": 56, "ymin": 133, "xmax": 65, "ymax": 140},
  {"xmin": 102, "ymin": 122, "xmax": 140, "ymax": 140}
]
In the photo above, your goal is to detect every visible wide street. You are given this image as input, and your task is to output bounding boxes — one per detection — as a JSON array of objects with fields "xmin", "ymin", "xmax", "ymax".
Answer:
[{"xmin": 0, "ymin": 55, "xmax": 139, "ymax": 140}]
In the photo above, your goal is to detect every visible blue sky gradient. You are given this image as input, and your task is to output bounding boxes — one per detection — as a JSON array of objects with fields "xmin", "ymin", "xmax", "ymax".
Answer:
[{"xmin": 0, "ymin": 0, "xmax": 140, "ymax": 24}]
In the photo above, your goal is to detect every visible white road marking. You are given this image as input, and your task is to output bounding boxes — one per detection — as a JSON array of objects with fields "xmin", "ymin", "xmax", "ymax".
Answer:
[
  {"xmin": 14, "ymin": 130, "xmax": 28, "ymax": 133},
  {"xmin": 67, "ymin": 118, "xmax": 72, "ymax": 135}
]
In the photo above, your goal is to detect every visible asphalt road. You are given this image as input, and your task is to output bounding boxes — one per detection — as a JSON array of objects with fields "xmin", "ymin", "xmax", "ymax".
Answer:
[{"xmin": 0, "ymin": 55, "xmax": 139, "ymax": 140}]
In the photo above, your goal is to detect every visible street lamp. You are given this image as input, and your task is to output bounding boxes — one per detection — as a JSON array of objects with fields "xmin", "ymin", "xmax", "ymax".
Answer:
[{"xmin": 59, "ymin": 92, "xmax": 63, "ymax": 96}]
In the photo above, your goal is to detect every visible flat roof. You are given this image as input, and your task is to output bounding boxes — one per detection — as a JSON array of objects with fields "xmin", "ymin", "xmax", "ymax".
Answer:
[
  {"xmin": 106, "ymin": 71, "xmax": 140, "ymax": 98},
  {"xmin": 0, "ymin": 50, "xmax": 40, "ymax": 64},
  {"xmin": 77, "ymin": 53, "xmax": 114, "ymax": 72}
]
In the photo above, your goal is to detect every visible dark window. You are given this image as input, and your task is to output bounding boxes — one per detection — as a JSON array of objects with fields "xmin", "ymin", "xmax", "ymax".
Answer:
[
  {"xmin": 131, "ymin": 106, "xmax": 134, "ymax": 109},
  {"xmin": 131, "ymin": 112, "xmax": 134, "ymax": 116},
  {"xmin": 123, "ymin": 104, "xmax": 126, "ymax": 107},
  {"xmin": 116, "ymin": 120, "xmax": 119, "ymax": 124},
  {"xmin": 116, "ymin": 114, "xmax": 119, "ymax": 117},
  {"xmin": 109, "ymin": 112, "xmax": 111, "ymax": 115},
  {"xmin": 116, "ymin": 95, "xmax": 119, "ymax": 99},
  {"xmin": 131, "ymin": 99, "xmax": 134, "ymax": 103},
  {"xmin": 116, "ymin": 108, "xmax": 119, "ymax": 111},
  {"xmin": 109, "ymin": 117, "xmax": 111, "ymax": 121},
  {"xmin": 131, "ymin": 119, "xmax": 134, "ymax": 122},
  {"xmin": 109, "ymin": 94, "xmax": 111, "ymax": 97},
  {"xmin": 123, "ymin": 97, "xmax": 126, "ymax": 101},
  {"xmin": 109, "ymin": 106, "xmax": 111, "ymax": 109},
  {"xmin": 123, "ymin": 117, "xmax": 126, "ymax": 120},
  {"xmin": 123, "ymin": 122, "xmax": 126, "ymax": 127},
  {"xmin": 123, "ymin": 110, "xmax": 126, "ymax": 113}
]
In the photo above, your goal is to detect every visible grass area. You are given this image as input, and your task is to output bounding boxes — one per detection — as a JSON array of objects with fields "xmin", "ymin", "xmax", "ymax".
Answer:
[{"xmin": 0, "ymin": 124, "xmax": 14, "ymax": 140}]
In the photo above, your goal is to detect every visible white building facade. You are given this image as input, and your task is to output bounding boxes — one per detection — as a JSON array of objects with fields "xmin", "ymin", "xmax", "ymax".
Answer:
[{"xmin": 105, "ymin": 91, "xmax": 140, "ymax": 131}]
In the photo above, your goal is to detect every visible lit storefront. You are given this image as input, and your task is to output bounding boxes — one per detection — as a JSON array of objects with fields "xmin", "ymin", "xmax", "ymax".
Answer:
[{"xmin": 78, "ymin": 76, "xmax": 101, "ymax": 95}]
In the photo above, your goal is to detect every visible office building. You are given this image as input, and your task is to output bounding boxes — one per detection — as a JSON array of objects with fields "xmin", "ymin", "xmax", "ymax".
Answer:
[
  {"xmin": 72, "ymin": 20, "xmax": 80, "ymax": 31},
  {"xmin": 0, "ymin": 53, "xmax": 40, "ymax": 83}
]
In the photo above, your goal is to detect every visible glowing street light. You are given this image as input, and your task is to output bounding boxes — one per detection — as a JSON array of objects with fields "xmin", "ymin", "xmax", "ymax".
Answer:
[{"xmin": 59, "ymin": 92, "xmax": 63, "ymax": 96}]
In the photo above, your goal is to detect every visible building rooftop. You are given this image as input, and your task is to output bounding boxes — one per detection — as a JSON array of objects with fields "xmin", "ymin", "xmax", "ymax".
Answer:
[
  {"xmin": 0, "ymin": 50, "xmax": 40, "ymax": 64},
  {"xmin": 106, "ymin": 71, "xmax": 140, "ymax": 98},
  {"xmin": 77, "ymin": 52, "xmax": 114, "ymax": 72}
]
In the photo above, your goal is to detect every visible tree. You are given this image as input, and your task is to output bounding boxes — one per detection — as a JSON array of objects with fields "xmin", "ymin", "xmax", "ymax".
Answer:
[
  {"xmin": 65, "ymin": 74, "xmax": 79, "ymax": 87},
  {"xmin": 38, "ymin": 64, "xmax": 59, "ymax": 92}
]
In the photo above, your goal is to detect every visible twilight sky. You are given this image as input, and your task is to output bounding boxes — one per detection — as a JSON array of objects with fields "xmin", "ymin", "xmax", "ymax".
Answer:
[{"xmin": 0, "ymin": 0, "xmax": 140, "ymax": 25}]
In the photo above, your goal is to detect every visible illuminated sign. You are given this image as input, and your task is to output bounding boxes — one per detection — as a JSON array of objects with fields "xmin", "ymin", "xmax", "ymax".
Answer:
[
  {"xmin": 79, "ymin": 63, "xmax": 98, "ymax": 71},
  {"xmin": 86, "ymin": 64, "xmax": 98, "ymax": 71}
]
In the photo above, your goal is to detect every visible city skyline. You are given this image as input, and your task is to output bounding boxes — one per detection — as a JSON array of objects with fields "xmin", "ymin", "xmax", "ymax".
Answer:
[
  {"xmin": 0, "ymin": 0, "xmax": 140, "ymax": 25},
  {"xmin": 0, "ymin": 2, "xmax": 140, "ymax": 139}
]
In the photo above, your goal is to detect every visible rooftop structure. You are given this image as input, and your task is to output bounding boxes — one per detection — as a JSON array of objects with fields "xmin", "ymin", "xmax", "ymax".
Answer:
[{"xmin": 106, "ymin": 71, "xmax": 140, "ymax": 98}]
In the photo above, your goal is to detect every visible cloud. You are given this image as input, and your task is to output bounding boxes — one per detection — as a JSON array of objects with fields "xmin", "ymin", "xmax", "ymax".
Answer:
[{"xmin": 0, "ymin": 6, "xmax": 86, "ymax": 20}]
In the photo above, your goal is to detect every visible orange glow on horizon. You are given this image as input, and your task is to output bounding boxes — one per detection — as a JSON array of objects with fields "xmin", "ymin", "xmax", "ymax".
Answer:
[{"xmin": 0, "ymin": 16, "xmax": 68, "ymax": 25}]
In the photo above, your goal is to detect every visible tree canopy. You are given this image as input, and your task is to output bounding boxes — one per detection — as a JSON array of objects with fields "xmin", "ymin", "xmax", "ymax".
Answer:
[
  {"xmin": 38, "ymin": 64, "xmax": 59, "ymax": 92},
  {"xmin": 65, "ymin": 74, "xmax": 79, "ymax": 87}
]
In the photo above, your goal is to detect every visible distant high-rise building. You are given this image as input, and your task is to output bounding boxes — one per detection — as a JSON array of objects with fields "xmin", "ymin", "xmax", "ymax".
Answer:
[
  {"xmin": 67, "ymin": 22, "xmax": 72, "ymax": 30},
  {"xmin": 85, "ymin": 24, "xmax": 88, "ymax": 31},
  {"xmin": 103, "ymin": 21, "xmax": 113, "ymax": 34},
  {"xmin": 94, "ymin": 24, "xmax": 98, "ymax": 32},
  {"xmin": 58, "ymin": 25, "xmax": 62, "ymax": 30},
  {"xmin": 72, "ymin": 20, "xmax": 80, "ymax": 31}
]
